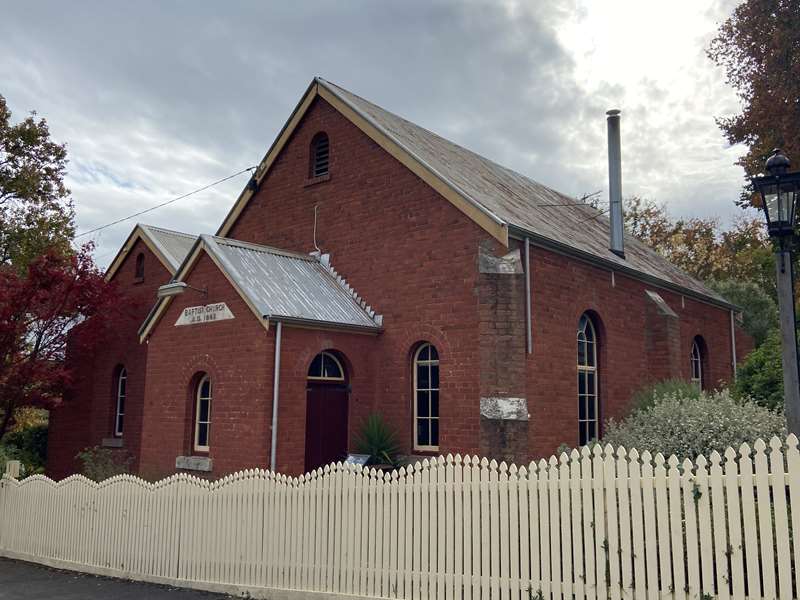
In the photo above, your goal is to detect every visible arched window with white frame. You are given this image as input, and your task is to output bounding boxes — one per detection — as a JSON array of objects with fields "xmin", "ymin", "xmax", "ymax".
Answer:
[
  {"xmin": 413, "ymin": 343, "xmax": 439, "ymax": 451},
  {"xmin": 194, "ymin": 374, "xmax": 212, "ymax": 451},
  {"xmin": 577, "ymin": 314, "xmax": 599, "ymax": 446},
  {"xmin": 114, "ymin": 367, "xmax": 126, "ymax": 437},
  {"xmin": 691, "ymin": 337, "xmax": 704, "ymax": 390}
]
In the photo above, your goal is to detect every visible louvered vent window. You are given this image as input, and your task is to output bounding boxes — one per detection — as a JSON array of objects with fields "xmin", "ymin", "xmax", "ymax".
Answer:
[{"xmin": 311, "ymin": 133, "xmax": 330, "ymax": 178}]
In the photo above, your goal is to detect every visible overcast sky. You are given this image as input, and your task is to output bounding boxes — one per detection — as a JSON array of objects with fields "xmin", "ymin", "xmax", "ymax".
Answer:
[{"xmin": 0, "ymin": 1, "xmax": 756, "ymax": 267}]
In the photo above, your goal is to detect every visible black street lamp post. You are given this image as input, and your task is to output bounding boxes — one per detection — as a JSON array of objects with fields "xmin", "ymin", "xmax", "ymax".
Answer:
[{"xmin": 752, "ymin": 148, "xmax": 800, "ymax": 434}]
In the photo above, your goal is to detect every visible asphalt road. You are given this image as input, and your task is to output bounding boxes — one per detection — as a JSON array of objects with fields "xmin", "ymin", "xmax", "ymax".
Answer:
[{"xmin": 0, "ymin": 558, "xmax": 235, "ymax": 599}]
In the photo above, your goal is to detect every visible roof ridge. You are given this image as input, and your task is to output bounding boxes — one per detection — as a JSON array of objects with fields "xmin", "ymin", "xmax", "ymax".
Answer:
[
  {"xmin": 207, "ymin": 235, "xmax": 316, "ymax": 261},
  {"xmin": 139, "ymin": 223, "xmax": 197, "ymax": 239},
  {"xmin": 320, "ymin": 79, "xmax": 594, "ymax": 211}
]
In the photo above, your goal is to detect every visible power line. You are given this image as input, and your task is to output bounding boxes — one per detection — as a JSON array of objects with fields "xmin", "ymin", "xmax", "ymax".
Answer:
[{"xmin": 75, "ymin": 166, "xmax": 257, "ymax": 238}]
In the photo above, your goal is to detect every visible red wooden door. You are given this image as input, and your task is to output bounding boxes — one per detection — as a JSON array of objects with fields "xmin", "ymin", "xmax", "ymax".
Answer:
[{"xmin": 304, "ymin": 384, "xmax": 349, "ymax": 472}]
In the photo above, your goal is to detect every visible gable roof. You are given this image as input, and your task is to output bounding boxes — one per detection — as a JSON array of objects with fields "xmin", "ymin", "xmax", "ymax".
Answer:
[
  {"xmin": 217, "ymin": 77, "xmax": 732, "ymax": 309},
  {"xmin": 105, "ymin": 223, "xmax": 196, "ymax": 280},
  {"xmin": 138, "ymin": 234, "xmax": 382, "ymax": 341}
]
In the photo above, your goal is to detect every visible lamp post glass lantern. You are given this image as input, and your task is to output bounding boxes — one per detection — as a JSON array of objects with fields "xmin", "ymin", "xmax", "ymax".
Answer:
[
  {"xmin": 752, "ymin": 148, "xmax": 800, "ymax": 435},
  {"xmin": 753, "ymin": 149, "xmax": 800, "ymax": 238}
]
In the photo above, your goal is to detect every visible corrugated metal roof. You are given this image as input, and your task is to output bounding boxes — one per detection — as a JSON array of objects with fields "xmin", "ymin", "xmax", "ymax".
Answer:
[
  {"xmin": 140, "ymin": 224, "xmax": 196, "ymax": 272},
  {"xmin": 203, "ymin": 235, "xmax": 382, "ymax": 331},
  {"xmin": 320, "ymin": 79, "xmax": 729, "ymax": 306}
]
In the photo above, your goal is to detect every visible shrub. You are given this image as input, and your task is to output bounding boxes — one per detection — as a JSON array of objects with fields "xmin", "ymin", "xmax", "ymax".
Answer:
[
  {"xmin": 353, "ymin": 413, "xmax": 401, "ymax": 466},
  {"xmin": 2, "ymin": 424, "xmax": 48, "ymax": 474},
  {"xmin": 603, "ymin": 388, "xmax": 786, "ymax": 460},
  {"xmin": 76, "ymin": 446, "xmax": 133, "ymax": 482},
  {"xmin": 629, "ymin": 379, "xmax": 702, "ymax": 412},
  {"xmin": 734, "ymin": 329, "xmax": 784, "ymax": 410}
]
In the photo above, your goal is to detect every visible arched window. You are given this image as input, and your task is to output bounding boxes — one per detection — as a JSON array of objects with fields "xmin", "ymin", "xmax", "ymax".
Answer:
[
  {"xmin": 577, "ymin": 314, "xmax": 599, "ymax": 446},
  {"xmin": 310, "ymin": 132, "xmax": 330, "ymax": 178},
  {"xmin": 194, "ymin": 374, "xmax": 212, "ymax": 451},
  {"xmin": 691, "ymin": 338, "xmax": 704, "ymax": 390},
  {"xmin": 413, "ymin": 343, "xmax": 439, "ymax": 451},
  {"xmin": 135, "ymin": 253, "xmax": 145, "ymax": 280},
  {"xmin": 114, "ymin": 367, "xmax": 126, "ymax": 437},
  {"xmin": 307, "ymin": 351, "xmax": 345, "ymax": 381}
]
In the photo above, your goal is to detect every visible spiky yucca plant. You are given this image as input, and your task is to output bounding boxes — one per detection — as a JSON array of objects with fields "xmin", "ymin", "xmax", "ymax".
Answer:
[{"xmin": 354, "ymin": 413, "xmax": 401, "ymax": 466}]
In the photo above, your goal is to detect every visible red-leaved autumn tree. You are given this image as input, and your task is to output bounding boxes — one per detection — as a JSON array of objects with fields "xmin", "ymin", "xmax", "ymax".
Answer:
[{"xmin": 0, "ymin": 244, "xmax": 118, "ymax": 441}]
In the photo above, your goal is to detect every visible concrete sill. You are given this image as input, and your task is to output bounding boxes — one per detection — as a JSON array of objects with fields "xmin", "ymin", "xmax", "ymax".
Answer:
[
  {"xmin": 101, "ymin": 437, "xmax": 124, "ymax": 448},
  {"xmin": 176, "ymin": 456, "xmax": 213, "ymax": 472},
  {"xmin": 303, "ymin": 173, "xmax": 331, "ymax": 187}
]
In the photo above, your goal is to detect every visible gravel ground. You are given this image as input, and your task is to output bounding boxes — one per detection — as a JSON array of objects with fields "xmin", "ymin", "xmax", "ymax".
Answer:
[{"xmin": 0, "ymin": 557, "xmax": 236, "ymax": 599}]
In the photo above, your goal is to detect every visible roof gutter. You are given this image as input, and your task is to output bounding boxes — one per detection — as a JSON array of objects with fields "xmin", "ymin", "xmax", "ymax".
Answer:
[
  {"xmin": 507, "ymin": 224, "xmax": 740, "ymax": 312},
  {"xmin": 265, "ymin": 314, "xmax": 383, "ymax": 335}
]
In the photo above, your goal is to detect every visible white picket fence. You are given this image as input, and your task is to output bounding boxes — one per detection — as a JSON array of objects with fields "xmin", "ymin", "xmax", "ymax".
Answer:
[{"xmin": 1, "ymin": 436, "xmax": 799, "ymax": 600}]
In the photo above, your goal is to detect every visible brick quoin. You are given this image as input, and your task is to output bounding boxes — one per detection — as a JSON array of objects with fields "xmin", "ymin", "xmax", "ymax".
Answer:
[{"xmin": 47, "ymin": 93, "xmax": 753, "ymax": 479}]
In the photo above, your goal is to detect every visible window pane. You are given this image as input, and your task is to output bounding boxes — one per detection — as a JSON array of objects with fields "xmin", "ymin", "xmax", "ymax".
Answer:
[
  {"xmin": 199, "ymin": 398, "xmax": 209, "ymax": 422},
  {"xmin": 578, "ymin": 340, "xmax": 587, "ymax": 365},
  {"xmin": 308, "ymin": 354, "xmax": 323, "ymax": 378},
  {"xmin": 587, "ymin": 372, "xmax": 596, "ymax": 393},
  {"xmin": 588, "ymin": 397, "xmax": 596, "ymax": 420},
  {"xmin": 578, "ymin": 372, "xmax": 586, "ymax": 395},
  {"xmin": 201, "ymin": 379, "xmax": 211, "ymax": 398},
  {"xmin": 430, "ymin": 390, "xmax": 439, "ymax": 417},
  {"xmin": 587, "ymin": 421, "xmax": 596, "ymax": 442},
  {"xmin": 418, "ymin": 344, "xmax": 430, "ymax": 361},
  {"xmin": 197, "ymin": 423, "xmax": 209, "ymax": 447},
  {"xmin": 323, "ymin": 354, "xmax": 342, "ymax": 379},
  {"xmin": 431, "ymin": 419, "xmax": 439, "ymax": 446},
  {"xmin": 428, "ymin": 345, "xmax": 439, "ymax": 361},
  {"xmin": 119, "ymin": 375, "xmax": 126, "ymax": 396},
  {"xmin": 579, "ymin": 396, "xmax": 586, "ymax": 420},
  {"xmin": 431, "ymin": 364, "xmax": 439, "ymax": 389},
  {"xmin": 418, "ymin": 364, "xmax": 430, "ymax": 389},
  {"xmin": 579, "ymin": 423, "xmax": 588, "ymax": 446},
  {"xmin": 117, "ymin": 415, "xmax": 124, "ymax": 434},
  {"xmin": 586, "ymin": 341, "xmax": 595, "ymax": 367},
  {"xmin": 417, "ymin": 420, "xmax": 429, "ymax": 447},
  {"xmin": 118, "ymin": 395, "xmax": 125, "ymax": 415},
  {"xmin": 417, "ymin": 391, "xmax": 429, "ymax": 418}
]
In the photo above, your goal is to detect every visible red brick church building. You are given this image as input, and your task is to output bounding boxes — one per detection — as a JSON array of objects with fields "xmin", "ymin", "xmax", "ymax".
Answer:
[{"xmin": 47, "ymin": 78, "xmax": 750, "ymax": 479}]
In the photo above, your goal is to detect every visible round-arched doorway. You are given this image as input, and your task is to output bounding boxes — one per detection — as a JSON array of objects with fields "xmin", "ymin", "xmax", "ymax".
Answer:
[{"xmin": 304, "ymin": 351, "xmax": 349, "ymax": 472}]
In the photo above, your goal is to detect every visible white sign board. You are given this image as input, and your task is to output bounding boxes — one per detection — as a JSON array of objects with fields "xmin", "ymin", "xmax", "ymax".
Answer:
[{"xmin": 175, "ymin": 302, "xmax": 235, "ymax": 326}]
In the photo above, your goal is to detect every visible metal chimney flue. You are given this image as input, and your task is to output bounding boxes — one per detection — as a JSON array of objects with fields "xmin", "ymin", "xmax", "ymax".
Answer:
[{"xmin": 606, "ymin": 109, "xmax": 625, "ymax": 258}]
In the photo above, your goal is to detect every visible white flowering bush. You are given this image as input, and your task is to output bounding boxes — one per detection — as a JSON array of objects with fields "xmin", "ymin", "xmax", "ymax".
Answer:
[{"xmin": 603, "ymin": 388, "xmax": 786, "ymax": 460}]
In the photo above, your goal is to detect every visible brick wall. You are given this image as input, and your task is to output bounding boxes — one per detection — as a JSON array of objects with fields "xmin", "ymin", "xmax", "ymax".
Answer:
[
  {"xmin": 227, "ymin": 97, "xmax": 488, "ymax": 462},
  {"xmin": 47, "ymin": 239, "xmax": 171, "ymax": 478},
  {"xmin": 522, "ymin": 242, "xmax": 745, "ymax": 460}
]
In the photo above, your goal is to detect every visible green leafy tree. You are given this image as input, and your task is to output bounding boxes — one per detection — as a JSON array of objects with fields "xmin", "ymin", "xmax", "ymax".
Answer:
[
  {"xmin": 625, "ymin": 197, "xmax": 775, "ymax": 297},
  {"xmin": 707, "ymin": 279, "xmax": 778, "ymax": 346},
  {"xmin": 0, "ymin": 94, "xmax": 74, "ymax": 270},
  {"xmin": 734, "ymin": 329, "xmax": 785, "ymax": 410},
  {"xmin": 708, "ymin": 0, "xmax": 800, "ymax": 207}
]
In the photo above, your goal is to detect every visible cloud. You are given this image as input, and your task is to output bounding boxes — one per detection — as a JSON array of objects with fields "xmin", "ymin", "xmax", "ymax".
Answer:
[{"xmin": 0, "ymin": 1, "xmax": 748, "ymax": 267}]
